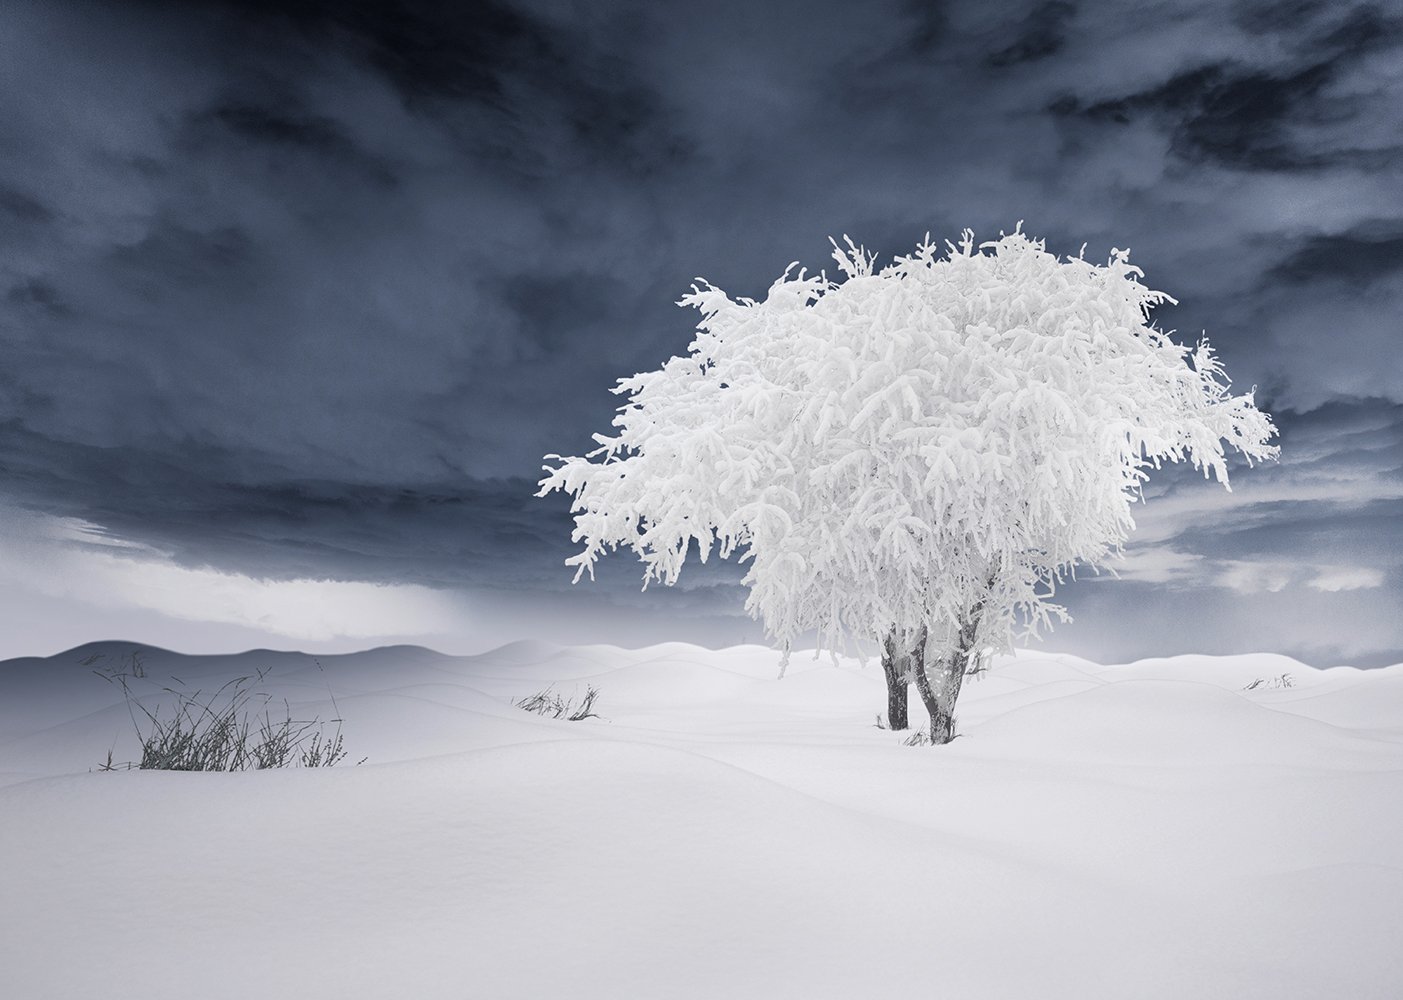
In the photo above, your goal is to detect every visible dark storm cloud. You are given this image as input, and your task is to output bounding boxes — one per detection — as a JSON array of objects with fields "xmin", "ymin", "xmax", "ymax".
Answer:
[
  {"xmin": 202, "ymin": 102, "xmax": 366, "ymax": 159},
  {"xmin": 0, "ymin": 404, "xmax": 566, "ymax": 584},
  {"xmin": 1266, "ymin": 221, "xmax": 1403, "ymax": 287},
  {"xmin": 986, "ymin": 1, "xmax": 1076, "ymax": 68},
  {"xmin": 5, "ymin": 280, "xmax": 70, "ymax": 318},
  {"xmin": 1048, "ymin": 2, "xmax": 1403, "ymax": 173},
  {"xmin": 242, "ymin": 0, "xmax": 565, "ymax": 104},
  {"xmin": 1305, "ymin": 2, "xmax": 1403, "ymax": 55},
  {"xmin": 0, "ymin": 405, "xmax": 738, "ymax": 610},
  {"xmin": 0, "ymin": 187, "xmax": 53, "ymax": 225},
  {"xmin": 229, "ymin": 0, "xmax": 689, "ymax": 173},
  {"xmin": 0, "ymin": 0, "xmax": 1400, "ymax": 661},
  {"xmin": 106, "ymin": 221, "xmax": 257, "ymax": 298},
  {"xmin": 1062, "ymin": 61, "xmax": 1337, "ymax": 171}
]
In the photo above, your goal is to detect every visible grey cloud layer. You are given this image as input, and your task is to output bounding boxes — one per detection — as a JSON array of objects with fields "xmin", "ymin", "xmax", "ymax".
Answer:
[
  {"xmin": 0, "ymin": 0, "xmax": 1398, "ymax": 662},
  {"xmin": 1055, "ymin": 399, "xmax": 1403, "ymax": 666}
]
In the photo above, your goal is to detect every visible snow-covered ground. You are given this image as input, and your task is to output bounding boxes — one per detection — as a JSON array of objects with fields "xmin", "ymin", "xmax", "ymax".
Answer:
[{"xmin": 2, "ymin": 640, "xmax": 1401, "ymax": 999}]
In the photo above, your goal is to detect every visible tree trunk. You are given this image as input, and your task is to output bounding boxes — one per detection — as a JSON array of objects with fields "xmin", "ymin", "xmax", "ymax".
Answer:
[
  {"xmin": 913, "ymin": 641, "xmax": 964, "ymax": 744},
  {"xmin": 911, "ymin": 598, "xmax": 985, "ymax": 744},
  {"xmin": 880, "ymin": 630, "xmax": 910, "ymax": 730}
]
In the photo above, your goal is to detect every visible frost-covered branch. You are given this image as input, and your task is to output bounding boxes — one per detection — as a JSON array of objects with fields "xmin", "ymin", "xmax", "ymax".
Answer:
[{"xmin": 539, "ymin": 228, "xmax": 1278, "ymax": 667}]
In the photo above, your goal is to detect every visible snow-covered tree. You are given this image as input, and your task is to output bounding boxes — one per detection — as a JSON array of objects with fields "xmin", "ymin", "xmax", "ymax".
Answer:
[{"xmin": 539, "ymin": 229, "xmax": 1278, "ymax": 743}]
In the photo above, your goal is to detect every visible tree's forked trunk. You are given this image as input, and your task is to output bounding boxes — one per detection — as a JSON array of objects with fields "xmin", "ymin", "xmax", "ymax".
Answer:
[
  {"xmin": 911, "ymin": 593, "xmax": 987, "ymax": 744},
  {"xmin": 912, "ymin": 636, "xmax": 963, "ymax": 744}
]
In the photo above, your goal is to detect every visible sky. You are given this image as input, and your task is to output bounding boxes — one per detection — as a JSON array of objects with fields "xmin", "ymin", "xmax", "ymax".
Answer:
[{"xmin": 0, "ymin": 0, "xmax": 1399, "ymax": 666}]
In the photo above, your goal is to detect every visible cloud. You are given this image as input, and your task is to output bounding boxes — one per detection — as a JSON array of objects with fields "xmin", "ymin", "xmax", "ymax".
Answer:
[
  {"xmin": 1108, "ymin": 549, "xmax": 1390, "ymax": 597},
  {"xmin": 1215, "ymin": 560, "xmax": 1296, "ymax": 594},
  {"xmin": 1308, "ymin": 566, "xmax": 1387, "ymax": 592},
  {"xmin": 0, "ymin": 507, "xmax": 463, "ymax": 642},
  {"xmin": 1051, "ymin": 575, "xmax": 1403, "ymax": 667},
  {"xmin": 1099, "ymin": 547, "xmax": 1205, "ymax": 586},
  {"xmin": 1045, "ymin": 3, "xmax": 1403, "ymax": 168},
  {"xmin": 1055, "ymin": 397, "xmax": 1403, "ymax": 663},
  {"xmin": 1266, "ymin": 220, "xmax": 1403, "ymax": 287},
  {"xmin": 0, "ymin": 0, "xmax": 1398, "ymax": 664},
  {"xmin": 985, "ymin": 1, "xmax": 1077, "ymax": 67}
]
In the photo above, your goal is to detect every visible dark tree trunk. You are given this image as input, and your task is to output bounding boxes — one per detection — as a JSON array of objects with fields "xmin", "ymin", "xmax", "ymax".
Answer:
[
  {"xmin": 880, "ymin": 630, "xmax": 910, "ymax": 730},
  {"xmin": 911, "ymin": 594, "xmax": 987, "ymax": 745},
  {"xmin": 913, "ymin": 643, "xmax": 964, "ymax": 744}
]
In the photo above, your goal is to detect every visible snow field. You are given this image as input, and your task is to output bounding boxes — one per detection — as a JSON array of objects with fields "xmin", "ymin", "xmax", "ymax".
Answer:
[{"xmin": 1, "ymin": 641, "xmax": 1400, "ymax": 999}]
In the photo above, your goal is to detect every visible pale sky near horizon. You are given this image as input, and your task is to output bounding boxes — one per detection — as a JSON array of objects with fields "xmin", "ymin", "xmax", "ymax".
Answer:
[{"xmin": 1, "ymin": 0, "xmax": 1400, "ymax": 665}]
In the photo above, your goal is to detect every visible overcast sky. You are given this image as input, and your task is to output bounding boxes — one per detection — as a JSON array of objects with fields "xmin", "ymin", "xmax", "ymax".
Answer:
[{"xmin": 0, "ymin": 0, "xmax": 1399, "ymax": 665}]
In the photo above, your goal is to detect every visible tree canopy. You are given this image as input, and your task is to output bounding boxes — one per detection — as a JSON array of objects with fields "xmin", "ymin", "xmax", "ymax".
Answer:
[{"xmin": 539, "ymin": 229, "xmax": 1278, "ymax": 671}]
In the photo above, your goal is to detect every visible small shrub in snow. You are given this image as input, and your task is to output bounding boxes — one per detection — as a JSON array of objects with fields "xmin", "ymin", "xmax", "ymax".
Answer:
[
  {"xmin": 96, "ymin": 660, "xmax": 361, "ymax": 771},
  {"xmin": 515, "ymin": 685, "xmax": 601, "ymax": 721},
  {"xmin": 1243, "ymin": 673, "xmax": 1293, "ymax": 691}
]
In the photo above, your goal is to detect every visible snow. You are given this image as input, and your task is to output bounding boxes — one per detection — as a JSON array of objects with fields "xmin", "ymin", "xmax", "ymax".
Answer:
[
  {"xmin": 2, "ymin": 640, "xmax": 1401, "ymax": 998},
  {"xmin": 540, "ymin": 231, "xmax": 1277, "ymax": 663}
]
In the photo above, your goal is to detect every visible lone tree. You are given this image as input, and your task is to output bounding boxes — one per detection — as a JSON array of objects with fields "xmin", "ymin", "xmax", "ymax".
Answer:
[{"xmin": 539, "ymin": 229, "xmax": 1277, "ymax": 743}]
